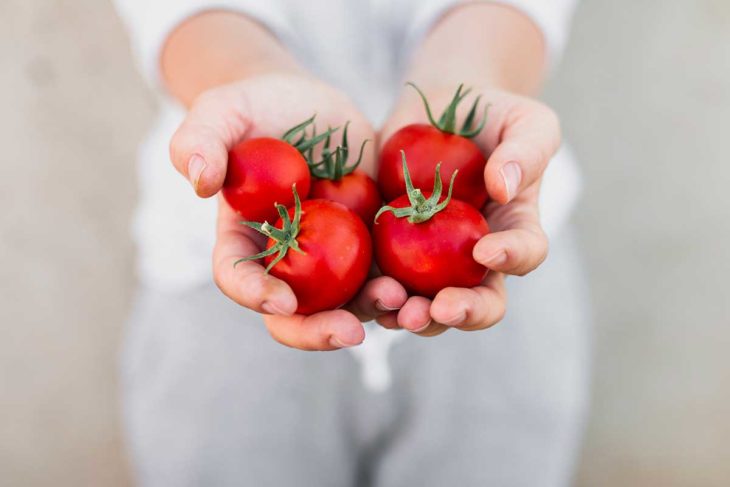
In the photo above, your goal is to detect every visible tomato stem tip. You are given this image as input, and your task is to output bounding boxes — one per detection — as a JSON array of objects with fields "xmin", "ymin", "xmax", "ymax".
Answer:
[
  {"xmin": 307, "ymin": 121, "xmax": 370, "ymax": 181},
  {"xmin": 406, "ymin": 81, "xmax": 489, "ymax": 138},
  {"xmin": 235, "ymin": 184, "xmax": 306, "ymax": 273},
  {"xmin": 282, "ymin": 114, "xmax": 340, "ymax": 154},
  {"xmin": 374, "ymin": 151, "xmax": 457, "ymax": 225}
]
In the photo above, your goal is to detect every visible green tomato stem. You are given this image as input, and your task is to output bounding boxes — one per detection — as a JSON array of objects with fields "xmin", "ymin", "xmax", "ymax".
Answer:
[
  {"xmin": 406, "ymin": 81, "xmax": 490, "ymax": 138},
  {"xmin": 234, "ymin": 184, "xmax": 306, "ymax": 273},
  {"xmin": 374, "ymin": 151, "xmax": 457, "ymax": 225}
]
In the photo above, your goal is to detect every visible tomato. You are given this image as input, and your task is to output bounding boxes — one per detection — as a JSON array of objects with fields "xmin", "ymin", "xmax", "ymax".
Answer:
[
  {"xmin": 310, "ymin": 171, "xmax": 381, "ymax": 225},
  {"xmin": 302, "ymin": 121, "xmax": 382, "ymax": 225},
  {"xmin": 223, "ymin": 137, "xmax": 311, "ymax": 223},
  {"xmin": 373, "ymin": 152, "xmax": 489, "ymax": 298},
  {"xmin": 374, "ymin": 196, "xmax": 489, "ymax": 297},
  {"xmin": 285, "ymin": 123, "xmax": 382, "ymax": 226},
  {"xmin": 377, "ymin": 83, "xmax": 490, "ymax": 209},
  {"xmin": 238, "ymin": 187, "xmax": 372, "ymax": 315},
  {"xmin": 379, "ymin": 124, "xmax": 487, "ymax": 208}
]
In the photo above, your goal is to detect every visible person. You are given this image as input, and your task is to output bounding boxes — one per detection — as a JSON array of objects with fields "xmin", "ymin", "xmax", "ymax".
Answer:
[{"xmin": 114, "ymin": 1, "xmax": 591, "ymax": 485}]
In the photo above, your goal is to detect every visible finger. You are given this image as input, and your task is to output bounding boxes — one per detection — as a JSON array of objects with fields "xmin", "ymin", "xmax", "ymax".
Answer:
[
  {"xmin": 397, "ymin": 296, "xmax": 432, "ymax": 332},
  {"xmin": 169, "ymin": 87, "xmax": 251, "ymax": 197},
  {"xmin": 473, "ymin": 226, "xmax": 548, "ymax": 276},
  {"xmin": 474, "ymin": 186, "xmax": 548, "ymax": 276},
  {"xmin": 375, "ymin": 312, "xmax": 401, "ymax": 330},
  {"xmin": 398, "ymin": 296, "xmax": 451, "ymax": 337},
  {"xmin": 482, "ymin": 99, "xmax": 561, "ymax": 204},
  {"xmin": 430, "ymin": 273, "xmax": 507, "ymax": 332},
  {"xmin": 347, "ymin": 276, "xmax": 408, "ymax": 321},
  {"xmin": 265, "ymin": 310, "xmax": 366, "ymax": 351},
  {"xmin": 415, "ymin": 322, "xmax": 450, "ymax": 337},
  {"xmin": 213, "ymin": 198, "xmax": 297, "ymax": 315}
]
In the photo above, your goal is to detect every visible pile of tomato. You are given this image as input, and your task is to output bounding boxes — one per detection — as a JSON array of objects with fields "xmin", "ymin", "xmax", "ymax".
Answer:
[{"xmin": 224, "ymin": 84, "xmax": 492, "ymax": 315}]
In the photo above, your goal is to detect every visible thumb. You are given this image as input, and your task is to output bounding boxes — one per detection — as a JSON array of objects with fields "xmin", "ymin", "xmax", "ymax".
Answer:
[
  {"xmin": 169, "ymin": 87, "xmax": 252, "ymax": 197},
  {"xmin": 483, "ymin": 100, "xmax": 561, "ymax": 204}
]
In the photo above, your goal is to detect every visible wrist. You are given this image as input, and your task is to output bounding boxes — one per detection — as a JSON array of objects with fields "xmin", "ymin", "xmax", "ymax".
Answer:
[
  {"xmin": 162, "ymin": 10, "xmax": 304, "ymax": 107},
  {"xmin": 403, "ymin": 3, "xmax": 546, "ymax": 98}
]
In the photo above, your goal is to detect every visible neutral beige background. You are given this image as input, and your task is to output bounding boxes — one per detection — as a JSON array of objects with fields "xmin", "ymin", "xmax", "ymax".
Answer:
[{"xmin": 1, "ymin": 0, "xmax": 729, "ymax": 485}]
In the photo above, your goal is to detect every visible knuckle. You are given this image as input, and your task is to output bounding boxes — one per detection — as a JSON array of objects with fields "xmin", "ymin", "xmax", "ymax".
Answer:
[
  {"xmin": 527, "ymin": 229, "xmax": 549, "ymax": 270},
  {"xmin": 526, "ymin": 144, "xmax": 546, "ymax": 169},
  {"xmin": 541, "ymin": 103, "xmax": 559, "ymax": 125},
  {"xmin": 212, "ymin": 267, "xmax": 225, "ymax": 290},
  {"xmin": 538, "ymin": 104, "xmax": 562, "ymax": 149},
  {"xmin": 211, "ymin": 255, "xmax": 232, "ymax": 292},
  {"xmin": 264, "ymin": 320, "xmax": 302, "ymax": 350},
  {"xmin": 537, "ymin": 234, "xmax": 549, "ymax": 265},
  {"xmin": 500, "ymin": 248, "xmax": 525, "ymax": 274},
  {"xmin": 417, "ymin": 324, "xmax": 448, "ymax": 337},
  {"xmin": 530, "ymin": 98, "xmax": 557, "ymax": 122},
  {"xmin": 509, "ymin": 229, "xmax": 548, "ymax": 276},
  {"xmin": 168, "ymin": 129, "xmax": 187, "ymax": 167},
  {"xmin": 472, "ymin": 300, "xmax": 506, "ymax": 330},
  {"xmin": 193, "ymin": 88, "xmax": 225, "ymax": 109},
  {"xmin": 270, "ymin": 332, "xmax": 296, "ymax": 350},
  {"xmin": 493, "ymin": 304, "xmax": 506, "ymax": 324},
  {"xmin": 513, "ymin": 267, "xmax": 530, "ymax": 277},
  {"xmin": 463, "ymin": 316, "xmax": 497, "ymax": 332}
]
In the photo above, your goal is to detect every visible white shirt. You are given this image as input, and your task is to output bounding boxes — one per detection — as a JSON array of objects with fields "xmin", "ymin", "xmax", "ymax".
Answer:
[
  {"xmin": 114, "ymin": 0, "xmax": 580, "ymax": 390},
  {"xmin": 113, "ymin": 0, "xmax": 580, "ymax": 292}
]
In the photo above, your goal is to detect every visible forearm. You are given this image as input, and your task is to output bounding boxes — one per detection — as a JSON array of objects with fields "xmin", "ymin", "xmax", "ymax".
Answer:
[
  {"xmin": 161, "ymin": 11, "xmax": 304, "ymax": 107},
  {"xmin": 405, "ymin": 3, "xmax": 546, "ymax": 95}
]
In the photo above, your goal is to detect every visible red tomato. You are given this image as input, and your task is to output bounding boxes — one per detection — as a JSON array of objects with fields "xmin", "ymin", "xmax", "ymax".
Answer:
[
  {"xmin": 301, "ymin": 121, "xmax": 382, "ymax": 224},
  {"xmin": 377, "ymin": 83, "xmax": 490, "ymax": 209},
  {"xmin": 373, "ymin": 152, "xmax": 489, "ymax": 298},
  {"xmin": 266, "ymin": 199, "xmax": 372, "ymax": 314},
  {"xmin": 223, "ymin": 138, "xmax": 311, "ymax": 222},
  {"xmin": 238, "ymin": 186, "xmax": 372, "ymax": 315},
  {"xmin": 310, "ymin": 170, "xmax": 382, "ymax": 225},
  {"xmin": 378, "ymin": 124, "xmax": 487, "ymax": 208},
  {"xmin": 374, "ymin": 196, "xmax": 489, "ymax": 298}
]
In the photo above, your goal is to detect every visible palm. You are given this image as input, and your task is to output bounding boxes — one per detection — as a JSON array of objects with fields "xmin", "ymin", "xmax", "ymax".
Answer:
[
  {"xmin": 375, "ymin": 86, "xmax": 557, "ymax": 335},
  {"xmin": 172, "ymin": 73, "xmax": 410, "ymax": 350},
  {"xmin": 171, "ymin": 77, "xmax": 558, "ymax": 345}
]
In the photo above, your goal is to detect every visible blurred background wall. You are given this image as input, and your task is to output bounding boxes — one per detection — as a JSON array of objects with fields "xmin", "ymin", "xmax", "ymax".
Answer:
[
  {"xmin": 1, "ymin": 0, "xmax": 728, "ymax": 485},
  {"xmin": 547, "ymin": 1, "xmax": 730, "ymax": 485}
]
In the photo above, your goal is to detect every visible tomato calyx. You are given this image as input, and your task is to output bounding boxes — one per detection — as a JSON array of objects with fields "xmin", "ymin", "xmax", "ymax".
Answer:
[
  {"xmin": 406, "ymin": 81, "xmax": 490, "ymax": 138},
  {"xmin": 307, "ymin": 121, "xmax": 369, "ymax": 181},
  {"xmin": 281, "ymin": 115, "xmax": 339, "ymax": 154},
  {"xmin": 234, "ymin": 185, "xmax": 306, "ymax": 273},
  {"xmin": 374, "ymin": 151, "xmax": 457, "ymax": 224},
  {"xmin": 282, "ymin": 117, "xmax": 369, "ymax": 181}
]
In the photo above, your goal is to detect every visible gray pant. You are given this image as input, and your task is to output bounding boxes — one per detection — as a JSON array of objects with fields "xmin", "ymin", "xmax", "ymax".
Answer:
[{"xmin": 122, "ymin": 230, "xmax": 592, "ymax": 487}]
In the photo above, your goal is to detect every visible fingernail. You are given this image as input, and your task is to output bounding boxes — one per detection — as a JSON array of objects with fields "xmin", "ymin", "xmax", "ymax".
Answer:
[
  {"xmin": 411, "ymin": 319, "xmax": 432, "ymax": 333},
  {"xmin": 443, "ymin": 311, "xmax": 466, "ymax": 327},
  {"xmin": 375, "ymin": 299, "xmax": 400, "ymax": 312},
  {"xmin": 329, "ymin": 336, "xmax": 358, "ymax": 348},
  {"xmin": 188, "ymin": 154, "xmax": 207, "ymax": 192},
  {"xmin": 261, "ymin": 301, "xmax": 293, "ymax": 316},
  {"xmin": 481, "ymin": 249, "xmax": 508, "ymax": 267},
  {"xmin": 500, "ymin": 161, "xmax": 522, "ymax": 201}
]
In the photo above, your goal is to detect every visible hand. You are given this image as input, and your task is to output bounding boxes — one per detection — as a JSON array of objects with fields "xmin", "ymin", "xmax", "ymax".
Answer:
[
  {"xmin": 376, "ymin": 86, "xmax": 560, "ymax": 336},
  {"xmin": 170, "ymin": 73, "xmax": 407, "ymax": 350}
]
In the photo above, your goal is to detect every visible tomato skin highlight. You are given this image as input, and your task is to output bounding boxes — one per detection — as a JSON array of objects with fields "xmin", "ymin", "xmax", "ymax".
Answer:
[
  {"xmin": 378, "ymin": 124, "xmax": 487, "ymax": 208},
  {"xmin": 309, "ymin": 170, "xmax": 382, "ymax": 225},
  {"xmin": 223, "ymin": 138, "xmax": 311, "ymax": 222},
  {"xmin": 373, "ymin": 195, "xmax": 489, "ymax": 298},
  {"xmin": 265, "ymin": 200, "xmax": 372, "ymax": 315}
]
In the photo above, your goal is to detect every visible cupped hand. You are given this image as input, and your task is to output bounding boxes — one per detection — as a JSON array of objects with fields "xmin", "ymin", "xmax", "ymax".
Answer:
[
  {"xmin": 170, "ymin": 73, "xmax": 407, "ymax": 350},
  {"xmin": 376, "ymin": 86, "xmax": 560, "ymax": 336}
]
